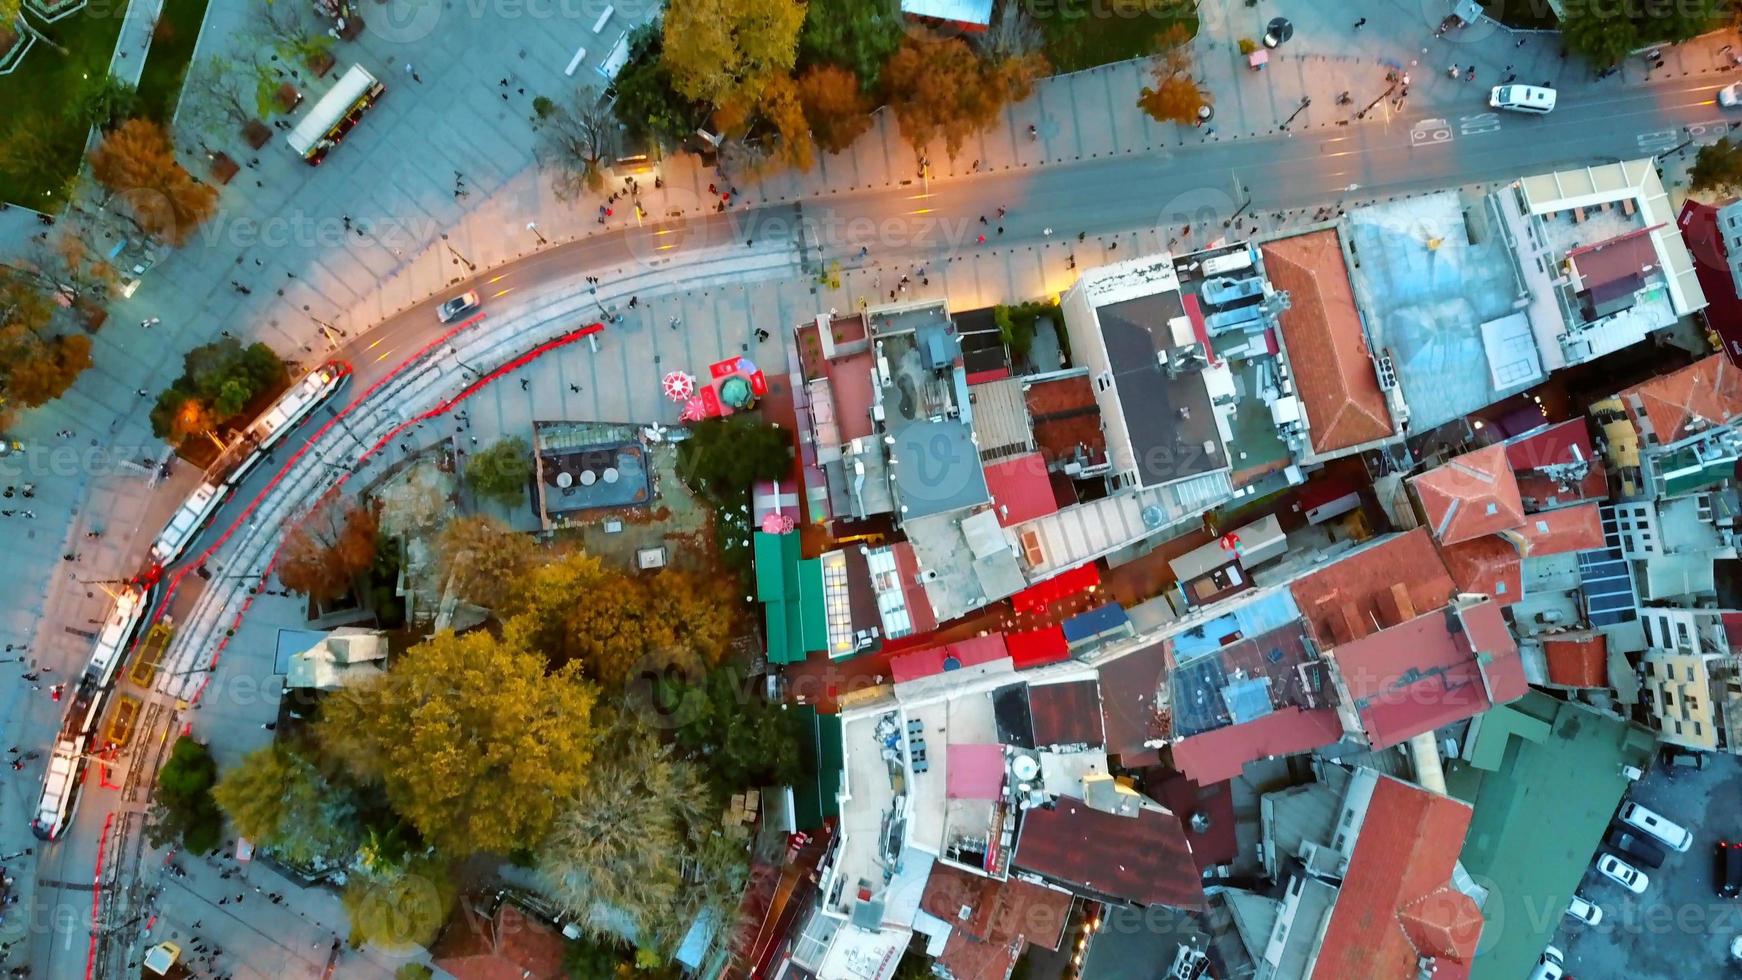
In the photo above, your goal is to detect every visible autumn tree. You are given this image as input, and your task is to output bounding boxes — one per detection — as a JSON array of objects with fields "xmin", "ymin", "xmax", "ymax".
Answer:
[
  {"xmin": 883, "ymin": 36, "xmax": 1044, "ymax": 159},
  {"xmin": 212, "ymin": 743, "xmax": 361, "ymax": 866},
  {"xmin": 316, "ymin": 628, "xmax": 600, "ymax": 856},
  {"xmin": 278, "ymin": 499, "xmax": 379, "ymax": 603},
  {"xmin": 1693, "ymin": 138, "xmax": 1742, "ymax": 196},
  {"xmin": 758, "ymin": 73, "xmax": 814, "ymax": 171},
  {"xmin": 88, "ymin": 118, "xmax": 219, "ymax": 246},
  {"xmin": 434, "ymin": 515, "xmax": 539, "ymax": 610},
  {"xmin": 534, "ymin": 86, "xmax": 622, "ymax": 198},
  {"xmin": 0, "ymin": 271, "xmax": 93, "ymax": 413},
  {"xmin": 465, "ymin": 436, "xmax": 534, "ymax": 504},
  {"xmin": 341, "ymin": 856, "xmax": 456, "ymax": 950},
  {"xmin": 501, "ymin": 554, "xmax": 735, "ymax": 688},
  {"xmin": 538, "ymin": 719, "xmax": 746, "ymax": 953},
  {"xmin": 1136, "ymin": 26, "xmax": 1208, "ymax": 125},
  {"xmin": 662, "ymin": 0, "xmax": 807, "ymax": 117},
  {"xmin": 797, "ymin": 65, "xmax": 872, "ymax": 154}
]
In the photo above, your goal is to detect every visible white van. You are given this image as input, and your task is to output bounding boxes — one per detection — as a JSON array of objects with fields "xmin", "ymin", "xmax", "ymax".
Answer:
[
  {"xmin": 1618, "ymin": 802, "xmax": 1693, "ymax": 852},
  {"xmin": 1489, "ymin": 84, "xmax": 1556, "ymax": 114},
  {"xmin": 1200, "ymin": 249, "xmax": 1254, "ymax": 276},
  {"xmin": 1529, "ymin": 945, "xmax": 1565, "ymax": 980}
]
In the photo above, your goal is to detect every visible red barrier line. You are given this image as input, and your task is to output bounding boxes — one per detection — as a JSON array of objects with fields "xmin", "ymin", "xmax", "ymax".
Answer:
[
  {"xmin": 85, "ymin": 809, "xmax": 114, "ymax": 979},
  {"xmin": 183, "ymin": 321, "xmax": 602, "ymax": 704}
]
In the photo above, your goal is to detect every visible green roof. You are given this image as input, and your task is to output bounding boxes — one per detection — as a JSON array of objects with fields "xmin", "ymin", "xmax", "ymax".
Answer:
[
  {"xmin": 754, "ymin": 532, "xmax": 827, "ymax": 665},
  {"xmin": 1448, "ymin": 693, "xmax": 1655, "ymax": 980},
  {"xmin": 792, "ymin": 705, "xmax": 843, "ymax": 830}
]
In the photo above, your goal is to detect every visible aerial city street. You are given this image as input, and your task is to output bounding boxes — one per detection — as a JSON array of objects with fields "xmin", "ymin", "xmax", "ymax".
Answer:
[{"xmin": 7, "ymin": 0, "xmax": 1742, "ymax": 978}]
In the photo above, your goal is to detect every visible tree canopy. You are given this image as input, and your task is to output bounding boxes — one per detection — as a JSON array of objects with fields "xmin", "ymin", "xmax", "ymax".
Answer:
[
  {"xmin": 211, "ymin": 742, "xmax": 360, "ymax": 866},
  {"xmin": 534, "ymin": 86, "xmax": 622, "ymax": 198},
  {"xmin": 88, "ymin": 118, "xmax": 219, "ymax": 246},
  {"xmin": 149, "ymin": 337, "xmax": 289, "ymax": 442},
  {"xmin": 676, "ymin": 414, "xmax": 794, "ymax": 497},
  {"xmin": 796, "ymin": 0, "xmax": 902, "ymax": 91},
  {"xmin": 500, "ymin": 553, "xmax": 737, "ymax": 689},
  {"xmin": 1136, "ymin": 30, "xmax": 1208, "ymax": 126},
  {"xmin": 147, "ymin": 737, "xmax": 224, "ymax": 854},
  {"xmin": 1562, "ymin": 0, "xmax": 1719, "ymax": 66},
  {"xmin": 610, "ymin": 24, "xmax": 709, "ymax": 149},
  {"xmin": 434, "ymin": 515, "xmax": 540, "ymax": 609},
  {"xmin": 341, "ymin": 856, "xmax": 456, "ymax": 950},
  {"xmin": 0, "ymin": 271, "xmax": 92, "ymax": 415},
  {"xmin": 661, "ymin": 0, "xmax": 807, "ymax": 117},
  {"xmin": 316, "ymin": 628, "xmax": 601, "ymax": 856},
  {"xmin": 883, "ymin": 36, "xmax": 1046, "ymax": 158},
  {"xmin": 278, "ymin": 499, "xmax": 379, "ymax": 603},
  {"xmin": 1693, "ymin": 138, "xmax": 1742, "ymax": 196},
  {"xmin": 797, "ymin": 65, "xmax": 874, "ymax": 154},
  {"xmin": 664, "ymin": 665, "xmax": 804, "ymax": 797},
  {"xmin": 464, "ymin": 436, "xmax": 534, "ymax": 504}
]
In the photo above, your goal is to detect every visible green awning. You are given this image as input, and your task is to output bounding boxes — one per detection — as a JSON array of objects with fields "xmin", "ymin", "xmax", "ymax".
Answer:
[
  {"xmin": 792, "ymin": 705, "xmax": 844, "ymax": 830},
  {"xmin": 798, "ymin": 558, "xmax": 828, "ymax": 654}
]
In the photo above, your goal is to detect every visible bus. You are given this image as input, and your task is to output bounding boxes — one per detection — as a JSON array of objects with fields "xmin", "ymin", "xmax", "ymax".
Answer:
[{"xmin": 287, "ymin": 65, "xmax": 386, "ymax": 165}]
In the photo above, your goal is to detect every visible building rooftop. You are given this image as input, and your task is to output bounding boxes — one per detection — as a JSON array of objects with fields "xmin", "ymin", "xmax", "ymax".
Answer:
[
  {"xmin": 1166, "ymin": 593, "xmax": 1326, "ymax": 738},
  {"xmin": 1446, "ymin": 692, "xmax": 1656, "ymax": 980},
  {"xmin": 1023, "ymin": 371, "xmax": 1107, "ymax": 473},
  {"xmin": 1170, "ymin": 706, "xmax": 1345, "ymax": 785},
  {"xmin": 1438, "ymin": 535, "xmax": 1522, "ymax": 607},
  {"xmin": 1289, "ymin": 529, "xmax": 1457, "ymax": 648},
  {"xmin": 1543, "ymin": 631, "xmax": 1609, "ymax": 688},
  {"xmin": 1099, "ymin": 290, "xmax": 1226, "ymax": 485},
  {"xmin": 429, "ymin": 901, "xmax": 567, "ymax": 980},
  {"xmin": 1028, "ymin": 678, "xmax": 1105, "ymax": 749},
  {"xmin": 890, "ymin": 418, "xmax": 989, "ymax": 519},
  {"xmin": 1013, "ymin": 798, "xmax": 1205, "ymax": 910},
  {"xmin": 968, "ymin": 377, "xmax": 1035, "ymax": 461},
  {"xmin": 1097, "ymin": 636, "xmax": 1171, "ymax": 766},
  {"xmin": 1308, "ymin": 774, "xmax": 1480, "ymax": 980},
  {"xmin": 1325, "ymin": 598, "xmax": 1522, "ymax": 750},
  {"xmin": 1677, "ymin": 200, "xmax": 1742, "ymax": 361},
  {"xmin": 1505, "ymin": 419, "xmax": 1609, "ymax": 510},
  {"xmin": 1620, "ymin": 353, "xmax": 1742, "ymax": 447},
  {"xmin": 1506, "ymin": 501, "xmax": 1606, "ymax": 557},
  {"xmin": 982, "ymin": 453, "xmax": 1059, "ymax": 526},
  {"xmin": 1262, "ymin": 230, "xmax": 1394, "ymax": 454},
  {"xmin": 1411, "ymin": 444, "xmax": 1527, "ymax": 545}
]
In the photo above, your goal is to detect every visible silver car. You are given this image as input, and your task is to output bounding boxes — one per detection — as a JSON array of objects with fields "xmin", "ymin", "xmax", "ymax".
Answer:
[{"xmin": 438, "ymin": 290, "xmax": 481, "ymax": 323}]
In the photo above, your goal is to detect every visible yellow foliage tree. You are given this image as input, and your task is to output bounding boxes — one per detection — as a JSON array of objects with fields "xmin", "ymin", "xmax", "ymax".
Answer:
[
  {"xmin": 434, "ymin": 514, "xmax": 540, "ymax": 609},
  {"xmin": 316, "ymin": 629, "xmax": 600, "ymax": 856},
  {"xmin": 662, "ymin": 0, "xmax": 807, "ymax": 112}
]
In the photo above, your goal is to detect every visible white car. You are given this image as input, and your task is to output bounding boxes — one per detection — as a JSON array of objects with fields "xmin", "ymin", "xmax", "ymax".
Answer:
[
  {"xmin": 1721, "ymin": 82, "xmax": 1742, "ymax": 107},
  {"xmin": 438, "ymin": 290, "xmax": 481, "ymax": 323},
  {"xmin": 1565, "ymin": 894, "xmax": 1603, "ymax": 926},
  {"xmin": 1597, "ymin": 854, "xmax": 1649, "ymax": 894},
  {"xmin": 1489, "ymin": 84, "xmax": 1556, "ymax": 114},
  {"xmin": 1529, "ymin": 945, "xmax": 1565, "ymax": 980}
]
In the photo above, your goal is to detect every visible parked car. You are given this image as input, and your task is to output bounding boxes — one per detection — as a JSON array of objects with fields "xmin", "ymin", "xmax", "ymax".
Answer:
[
  {"xmin": 1529, "ymin": 945, "xmax": 1566, "ymax": 980},
  {"xmin": 1565, "ymin": 894, "xmax": 1603, "ymax": 926},
  {"xmin": 438, "ymin": 290, "xmax": 481, "ymax": 323},
  {"xmin": 1619, "ymin": 801, "xmax": 1694, "ymax": 851},
  {"xmin": 1717, "ymin": 840, "xmax": 1742, "ymax": 899},
  {"xmin": 1606, "ymin": 827, "xmax": 1668, "ymax": 869},
  {"xmin": 1597, "ymin": 854, "xmax": 1650, "ymax": 894},
  {"xmin": 1490, "ymin": 84, "xmax": 1556, "ymax": 114},
  {"xmin": 1663, "ymin": 748, "xmax": 1707, "ymax": 770}
]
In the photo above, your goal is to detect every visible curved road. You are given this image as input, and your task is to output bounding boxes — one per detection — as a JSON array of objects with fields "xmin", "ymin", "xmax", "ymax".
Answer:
[{"xmin": 24, "ymin": 69, "xmax": 1734, "ymax": 978}]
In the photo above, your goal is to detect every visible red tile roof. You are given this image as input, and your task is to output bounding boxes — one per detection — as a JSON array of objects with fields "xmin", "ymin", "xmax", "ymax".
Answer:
[
  {"xmin": 1024, "ymin": 373, "xmax": 1107, "ymax": 470},
  {"xmin": 1620, "ymin": 353, "xmax": 1742, "ymax": 445},
  {"xmin": 891, "ymin": 633, "xmax": 1008, "ymax": 682},
  {"xmin": 1327, "ymin": 601, "xmax": 1521, "ymax": 750},
  {"xmin": 430, "ymin": 903, "xmax": 567, "ymax": 980},
  {"xmin": 1014, "ymin": 799, "xmax": 1205, "ymax": 910},
  {"xmin": 1262, "ymin": 230, "xmax": 1393, "ymax": 453},
  {"xmin": 1410, "ymin": 444, "xmax": 1527, "ymax": 544},
  {"xmin": 1502, "ymin": 501, "xmax": 1606, "ymax": 557},
  {"xmin": 920, "ymin": 864, "xmax": 1074, "ymax": 950},
  {"xmin": 1567, "ymin": 226, "xmax": 1661, "ymax": 293},
  {"xmin": 1150, "ymin": 773, "xmax": 1239, "ymax": 871},
  {"xmin": 1437, "ymin": 536, "xmax": 1522, "ymax": 607},
  {"xmin": 1310, "ymin": 775, "xmax": 1480, "ymax": 980},
  {"xmin": 1169, "ymin": 706, "xmax": 1344, "ymax": 784},
  {"xmin": 1290, "ymin": 529, "xmax": 1456, "ymax": 647},
  {"xmin": 1097, "ymin": 638, "xmax": 1171, "ymax": 759},
  {"xmin": 1029, "ymin": 679, "xmax": 1105, "ymax": 748},
  {"xmin": 984, "ymin": 453, "xmax": 1061, "ymax": 526},
  {"xmin": 1544, "ymin": 632, "xmax": 1609, "ymax": 688}
]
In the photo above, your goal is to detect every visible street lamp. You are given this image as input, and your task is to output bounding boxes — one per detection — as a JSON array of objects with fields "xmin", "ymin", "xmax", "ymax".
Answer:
[
  {"xmin": 446, "ymin": 345, "xmax": 480, "ymax": 378},
  {"xmin": 1280, "ymin": 95, "xmax": 1311, "ymax": 131},
  {"xmin": 527, "ymin": 221, "xmax": 548, "ymax": 245},
  {"xmin": 440, "ymin": 234, "xmax": 476, "ymax": 272}
]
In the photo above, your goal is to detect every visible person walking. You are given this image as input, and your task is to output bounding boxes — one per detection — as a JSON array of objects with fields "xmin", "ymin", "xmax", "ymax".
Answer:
[{"xmin": 1353, "ymin": 17, "xmax": 1366, "ymax": 28}]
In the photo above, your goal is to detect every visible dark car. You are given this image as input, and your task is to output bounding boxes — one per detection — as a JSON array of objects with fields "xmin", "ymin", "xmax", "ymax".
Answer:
[
  {"xmin": 1717, "ymin": 840, "xmax": 1742, "ymax": 898},
  {"xmin": 1607, "ymin": 827, "xmax": 1668, "ymax": 870}
]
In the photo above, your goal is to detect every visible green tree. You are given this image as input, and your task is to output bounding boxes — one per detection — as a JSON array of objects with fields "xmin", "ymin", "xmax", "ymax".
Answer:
[
  {"xmin": 0, "ymin": 270, "xmax": 94, "ymax": 413},
  {"xmin": 1693, "ymin": 138, "xmax": 1742, "ymax": 195},
  {"xmin": 664, "ymin": 666, "xmax": 803, "ymax": 796},
  {"xmin": 676, "ymin": 415, "xmax": 794, "ymax": 497},
  {"xmin": 662, "ymin": 0, "xmax": 807, "ymax": 116},
  {"xmin": 538, "ymin": 720, "xmax": 744, "ymax": 954},
  {"xmin": 882, "ymin": 36, "xmax": 1046, "ymax": 158},
  {"xmin": 149, "ymin": 338, "xmax": 290, "ymax": 440},
  {"xmin": 434, "ymin": 515, "xmax": 540, "ymax": 609},
  {"xmin": 797, "ymin": 0, "xmax": 902, "ymax": 91},
  {"xmin": 211, "ymin": 743, "xmax": 361, "ymax": 866},
  {"xmin": 341, "ymin": 856, "xmax": 456, "ymax": 950},
  {"xmin": 76, "ymin": 75, "xmax": 140, "ymax": 132},
  {"xmin": 465, "ymin": 436, "xmax": 534, "ymax": 504},
  {"xmin": 316, "ymin": 628, "xmax": 601, "ymax": 856},
  {"xmin": 611, "ymin": 23, "xmax": 709, "ymax": 149},
  {"xmin": 796, "ymin": 65, "xmax": 873, "ymax": 154},
  {"xmin": 147, "ymin": 737, "xmax": 224, "ymax": 854}
]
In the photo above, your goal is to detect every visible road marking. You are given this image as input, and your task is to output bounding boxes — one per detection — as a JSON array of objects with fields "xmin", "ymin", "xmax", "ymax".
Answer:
[
  {"xmin": 1637, "ymin": 128, "xmax": 1680, "ymax": 152},
  {"xmin": 1688, "ymin": 119, "xmax": 1733, "ymax": 144},
  {"xmin": 1460, "ymin": 112, "xmax": 1501, "ymax": 136},
  {"xmin": 1410, "ymin": 118, "xmax": 1454, "ymax": 147}
]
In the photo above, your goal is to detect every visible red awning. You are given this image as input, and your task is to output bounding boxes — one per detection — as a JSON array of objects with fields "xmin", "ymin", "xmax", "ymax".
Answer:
[
  {"xmin": 1006, "ymin": 626, "xmax": 1069, "ymax": 670},
  {"xmin": 1011, "ymin": 563, "xmax": 1102, "ymax": 614}
]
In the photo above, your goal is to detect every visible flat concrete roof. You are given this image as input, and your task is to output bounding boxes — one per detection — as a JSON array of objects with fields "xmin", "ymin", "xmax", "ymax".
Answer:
[
  {"xmin": 891, "ymin": 418, "xmax": 989, "ymax": 520},
  {"xmin": 1097, "ymin": 292, "xmax": 1225, "ymax": 485}
]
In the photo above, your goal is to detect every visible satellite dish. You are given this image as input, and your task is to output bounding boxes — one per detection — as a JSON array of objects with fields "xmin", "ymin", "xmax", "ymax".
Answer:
[
  {"xmin": 1012, "ymin": 755, "xmax": 1041, "ymax": 781},
  {"xmin": 1141, "ymin": 505, "xmax": 1166, "ymax": 528}
]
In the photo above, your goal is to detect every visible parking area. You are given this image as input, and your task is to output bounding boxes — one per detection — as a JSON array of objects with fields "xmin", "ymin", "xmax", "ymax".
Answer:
[{"xmin": 1554, "ymin": 751, "xmax": 1742, "ymax": 979}]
